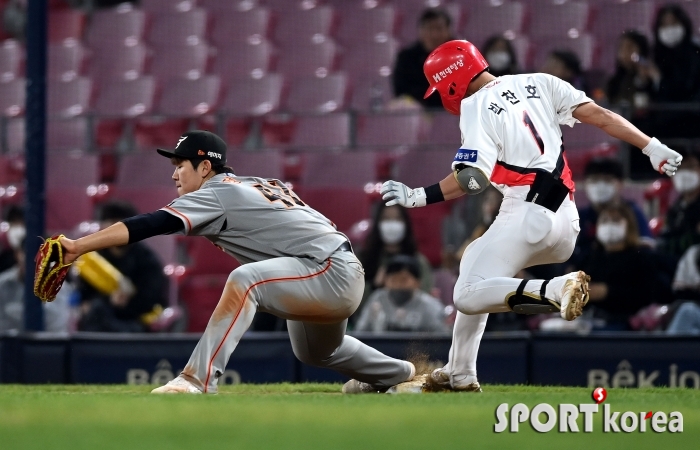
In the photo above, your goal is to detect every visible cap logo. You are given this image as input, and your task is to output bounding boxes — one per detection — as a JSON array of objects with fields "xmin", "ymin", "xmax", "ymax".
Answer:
[
  {"xmin": 176, "ymin": 136, "xmax": 187, "ymax": 148},
  {"xmin": 208, "ymin": 151, "xmax": 222, "ymax": 159},
  {"xmin": 197, "ymin": 150, "xmax": 205, "ymax": 156},
  {"xmin": 432, "ymin": 59, "xmax": 464, "ymax": 83}
]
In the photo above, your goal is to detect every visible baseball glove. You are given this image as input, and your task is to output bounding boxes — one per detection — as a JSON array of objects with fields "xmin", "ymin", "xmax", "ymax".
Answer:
[{"xmin": 33, "ymin": 234, "xmax": 72, "ymax": 302}]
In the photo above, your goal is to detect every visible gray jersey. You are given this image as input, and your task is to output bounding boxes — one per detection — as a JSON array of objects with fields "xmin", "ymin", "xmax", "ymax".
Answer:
[{"xmin": 162, "ymin": 174, "xmax": 347, "ymax": 264}]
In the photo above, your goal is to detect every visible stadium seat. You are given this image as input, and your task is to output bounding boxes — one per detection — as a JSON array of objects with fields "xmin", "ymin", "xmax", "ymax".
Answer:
[
  {"xmin": 0, "ymin": 151, "xmax": 24, "ymax": 183},
  {"xmin": 85, "ymin": 5, "xmax": 147, "ymax": 48},
  {"xmin": 561, "ymin": 122, "xmax": 618, "ymax": 149},
  {"xmin": 273, "ymin": 6, "xmax": 336, "ymax": 46},
  {"xmin": 285, "ymin": 73, "xmax": 347, "ymax": 113},
  {"xmin": 340, "ymin": 38, "xmax": 399, "ymax": 79},
  {"xmin": 210, "ymin": 8, "xmax": 271, "ymax": 45},
  {"xmin": 336, "ymin": 4, "xmax": 397, "ymax": 45},
  {"xmin": 276, "ymin": 40, "xmax": 337, "ymax": 79},
  {"xmin": 140, "ymin": 0, "xmax": 198, "ymax": 13},
  {"xmin": 89, "ymin": 43, "xmax": 148, "ymax": 84},
  {"xmin": 48, "ymin": 77, "xmax": 92, "ymax": 117},
  {"xmin": 0, "ymin": 78, "xmax": 25, "ymax": 117},
  {"xmin": 117, "ymin": 151, "xmax": 179, "ymax": 188},
  {"xmin": 299, "ymin": 151, "xmax": 377, "ymax": 188},
  {"xmin": 229, "ymin": 149, "xmax": 285, "ymax": 179},
  {"xmin": 46, "ymin": 186, "xmax": 94, "ymax": 231},
  {"xmin": 47, "ymin": 117, "xmax": 90, "ymax": 151},
  {"xmin": 265, "ymin": 0, "xmax": 324, "ymax": 12},
  {"xmin": 143, "ymin": 234, "xmax": 178, "ymax": 270},
  {"xmin": 48, "ymin": 40, "xmax": 85, "ymax": 80},
  {"xmin": 529, "ymin": 1, "xmax": 590, "ymax": 40},
  {"xmin": 148, "ymin": 9, "xmax": 209, "ymax": 47},
  {"xmin": 220, "ymin": 73, "xmax": 284, "ymax": 116},
  {"xmin": 463, "ymin": 1, "xmax": 525, "ymax": 43},
  {"xmin": 427, "ymin": 112, "xmax": 461, "ymax": 146},
  {"xmin": 394, "ymin": 147, "xmax": 458, "ymax": 188},
  {"xmin": 212, "ymin": 40, "xmax": 273, "ymax": 81},
  {"xmin": 591, "ymin": 0, "xmax": 655, "ymax": 41},
  {"xmin": 350, "ymin": 74, "xmax": 393, "ymax": 112},
  {"xmin": 156, "ymin": 76, "xmax": 221, "ymax": 115},
  {"xmin": 47, "ymin": 151, "xmax": 99, "ymax": 187},
  {"xmin": 356, "ymin": 112, "xmax": 426, "ymax": 147},
  {"xmin": 4, "ymin": 117, "xmax": 24, "ymax": 153},
  {"xmin": 0, "ymin": 39, "xmax": 22, "ymax": 82},
  {"xmin": 532, "ymin": 33, "xmax": 596, "ymax": 71},
  {"xmin": 179, "ymin": 273, "xmax": 230, "ymax": 332},
  {"xmin": 287, "ymin": 113, "xmax": 351, "ymax": 148},
  {"xmin": 295, "ymin": 187, "xmax": 372, "ymax": 232},
  {"xmin": 48, "ymin": 9, "xmax": 85, "ymax": 43},
  {"xmin": 150, "ymin": 42, "xmax": 210, "ymax": 81},
  {"xmin": 94, "ymin": 77, "xmax": 156, "ymax": 117},
  {"xmin": 199, "ymin": 0, "xmax": 259, "ymax": 12}
]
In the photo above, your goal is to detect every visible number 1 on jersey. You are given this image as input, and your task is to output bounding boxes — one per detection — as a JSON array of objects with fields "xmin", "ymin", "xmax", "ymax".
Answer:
[{"xmin": 523, "ymin": 111, "xmax": 544, "ymax": 154}]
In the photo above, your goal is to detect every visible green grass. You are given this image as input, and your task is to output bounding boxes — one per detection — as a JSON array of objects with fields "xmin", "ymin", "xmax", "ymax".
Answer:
[{"xmin": 0, "ymin": 384, "xmax": 698, "ymax": 450}]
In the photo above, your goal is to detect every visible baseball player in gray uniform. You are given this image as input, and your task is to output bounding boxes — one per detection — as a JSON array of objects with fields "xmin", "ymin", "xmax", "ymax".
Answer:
[{"xmin": 58, "ymin": 130, "xmax": 415, "ymax": 394}]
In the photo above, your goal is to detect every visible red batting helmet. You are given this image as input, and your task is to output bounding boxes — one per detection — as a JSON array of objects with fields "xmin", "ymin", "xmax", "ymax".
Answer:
[{"xmin": 423, "ymin": 40, "xmax": 489, "ymax": 115}]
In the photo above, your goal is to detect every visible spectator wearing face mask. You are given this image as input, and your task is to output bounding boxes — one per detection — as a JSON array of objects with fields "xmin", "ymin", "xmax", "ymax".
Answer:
[
  {"xmin": 651, "ymin": 4, "xmax": 700, "ymax": 138},
  {"xmin": 0, "ymin": 205, "xmax": 25, "ymax": 273},
  {"xmin": 481, "ymin": 36, "xmax": 519, "ymax": 78},
  {"xmin": 358, "ymin": 203, "xmax": 434, "ymax": 303},
  {"xmin": 355, "ymin": 255, "xmax": 449, "ymax": 333},
  {"xmin": 661, "ymin": 151, "xmax": 700, "ymax": 260},
  {"xmin": 572, "ymin": 159, "xmax": 652, "ymax": 267},
  {"xmin": 583, "ymin": 204, "xmax": 673, "ymax": 330}
]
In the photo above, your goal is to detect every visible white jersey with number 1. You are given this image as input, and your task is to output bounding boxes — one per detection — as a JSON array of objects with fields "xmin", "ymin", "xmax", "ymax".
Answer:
[{"xmin": 451, "ymin": 73, "xmax": 593, "ymax": 193}]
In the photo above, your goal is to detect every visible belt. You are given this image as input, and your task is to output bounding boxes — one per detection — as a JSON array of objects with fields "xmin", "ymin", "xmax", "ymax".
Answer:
[{"xmin": 337, "ymin": 241, "xmax": 353, "ymax": 253}]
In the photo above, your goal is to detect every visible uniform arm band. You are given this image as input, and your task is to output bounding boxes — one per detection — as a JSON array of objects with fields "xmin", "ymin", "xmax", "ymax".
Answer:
[
  {"xmin": 122, "ymin": 210, "xmax": 184, "ymax": 244},
  {"xmin": 425, "ymin": 183, "xmax": 445, "ymax": 205}
]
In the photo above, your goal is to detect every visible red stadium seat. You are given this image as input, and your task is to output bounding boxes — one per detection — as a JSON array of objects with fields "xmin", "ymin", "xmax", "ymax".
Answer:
[
  {"xmin": 148, "ymin": 9, "xmax": 209, "ymax": 47},
  {"xmin": 532, "ymin": 33, "xmax": 596, "ymax": 71},
  {"xmin": 47, "ymin": 151, "xmax": 99, "ymax": 187},
  {"xmin": 150, "ymin": 43, "xmax": 210, "ymax": 81},
  {"xmin": 336, "ymin": 4, "xmax": 397, "ymax": 45},
  {"xmin": 394, "ymin": 147, "xmax": 457, "ymax": 189},
  {"xmin": 117, "ymin": 151, "xmax": 179, "ymax": 188},
  {"xmin": 112, "ymin": 186, "xmax": 179, "ymax": 214},
  {"xmin": 561, "ymin": 122, "xmax": 618, "ymax": 148},
  {"xmin": 427, "ymin": 112, "xmax": 461, "ymax": 146},
  {"xmin": 356, "ymin": 112, "xmax": 426, "ymax": 147},
  {"xmin": 229, "ymin": 149, "xmax": 285, "ymax": 179},
  {"xmin": 48, "ymin": 77, "xmax": 92, "ymax": 117},
  {"xmin": 46, "ymin": 186, "xmax": 94, "ymax": 232},
  {"xmin": 184, "ymin": 238, "xmax": 240, "ymax": 275},
  {"xmin": 0, "ymin": 78, "xmax": 25, "ymax": 117},
  {"xmin": 276, "ymin": 40, "xmax": 337, "ymax": 79},
  {"xmin": 287, "ymin": 113, "xmax": 351, "ymax": 148},
  {"xmin": 85, "ymin": 5, "xmax": 147, "ymax": 48},
  {"xmin": 5, "ymin": 117, "xmax": 24, "ymax": 153},
  {"xmin": 48, "ymin": 40, "xmax": 86, "ymax": 80},
  {"xmin": 0, "ymin": 39, "xmax": 22, "ymax": 82},
  {"xmin": 285, "ymin": 73, "xmax": 347, "ymax": 113},
  {"xmin": 156, "ymin": 76, "xmax": 221, "ymax": 115},
  {"xmin": 140, "ymin": 0, "xmax": 198, "ymax": 13},
  {"xmin": 179, "ymin": 273, "xmax": 229, "ymax": 332},
  {"xmin": 143, "ymin": 235, "xmax": 178, "ymax": 266},
  {"xmin": 349, "ymin": 74, "xmax": 393, "ymax": 112},
  {"xmin": 299, "ymin": 151, "xmax": 377, "ymax": 188},
  {"xmin": 220, "ymin": 73, "xmax": 284, "ymax": 115},
  {"xmin": 199, "ymin": 0, "xmax": 260, "ymax": 12},
  {"xmin": 94, "ymin": 77, "xmax": 156, "ymax": 117},
  {"xmin": 265, "ymin": 0, "xmax": 324, "ymax": 12},
  {"xmin": 212, "ymin": 40, "xmax": 274, "ymax": 81},
  {"xmin": 89, "ymin": 43, "xmax": 148, "ymax": 84},
  {"xmin": 591, "ymin": 0, "xmax": 655, "ymax": 41},
  {"xmin": 296, "ymin": 187, "xmax": 372, "ymax": 232},
  {"xmin": 48, "ymin": 9, "xmax": 85, "ymax": 43},
  {"xmin": 273, "ymin": 6, "xmax": 336, "ymax": 46},
  {"xmin": 463, "ymin": 1, "xmax": 525, "ymax": 43},
  {"xmin": 210, "ymin": 8, "xmax": 271, "ymax": 45},
  {"xmin": 340, "ymin": 38, "xmax": 399, "ymax": 79},
  {"xmin": 47, "ymin": 117, "xmax": 90, "ymax": 151},
  {"xmin": 529, "ymin": 1, "xmax": 591, "ymax": 40}
]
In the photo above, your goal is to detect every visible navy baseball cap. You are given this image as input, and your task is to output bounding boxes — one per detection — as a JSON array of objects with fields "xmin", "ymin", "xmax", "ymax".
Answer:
[{"xmin": 157, "ymin": 130, "xmax": 227, "ymax": 165}]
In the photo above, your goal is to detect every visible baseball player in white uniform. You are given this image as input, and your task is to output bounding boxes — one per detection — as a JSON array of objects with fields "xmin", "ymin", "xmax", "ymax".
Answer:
[
  {"xmin": 57, "ymin": 130, "xmax": 415, "ymax": 394},
  {"xmin": 381, "ymin": 40, "xmax": 682, "ymax": 392}
]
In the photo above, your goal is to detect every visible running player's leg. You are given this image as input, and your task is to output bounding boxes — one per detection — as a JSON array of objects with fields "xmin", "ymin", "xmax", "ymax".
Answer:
[{"xmin": 287, "ymin": 319, "xmax": 412, "ymax": 388}]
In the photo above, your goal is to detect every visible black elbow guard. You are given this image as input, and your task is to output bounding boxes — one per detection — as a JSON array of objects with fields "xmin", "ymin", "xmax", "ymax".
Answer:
[{"xmin": 454, "ymin": 164, "xmax": 489, "ymax": 194}]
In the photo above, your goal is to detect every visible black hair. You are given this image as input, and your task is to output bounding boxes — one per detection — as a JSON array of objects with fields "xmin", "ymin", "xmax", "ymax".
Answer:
[
  {"xmin": 385, "ymin": 254, "xmax": 421, "ymax": 280},
  {"xmin": 551, "ymin": 50, "xmax": 582, "ymax": 76},
  {"xmin": 654, "ymin": 3, "xmax": 694, "ymax": 46},
  {"xmin": 419, "ymin": 8, "xmax": 451, "ymax": 28},
  {"xmin": 619, "ymin": 29, "xmax": 650, "ymax": 59},
  {"xmin": 4, "ymin": 204, "xmax": 24, "ymax": 223},
  {"xmin": 359, "ymin": 202, "xmax": 419, "ymax": 287},
  {"xmin": 99, "ymin": 200, "xmax": 139, "ymax": 222},
  {"xmin": 584, "ymin": 158, "xmax": 624, "ymax": 180},
  {"xmin": 187, "ymin": 158, "xmax": 235, "ymax": 175}
]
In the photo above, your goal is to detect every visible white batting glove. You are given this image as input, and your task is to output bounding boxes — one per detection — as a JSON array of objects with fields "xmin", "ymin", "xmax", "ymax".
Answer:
[
  {"xmin": 380, "ymin": 180, "xmax": 427, "ymax": 208},
  {"xmin": 643, "ymin": 137, "xmax": 682, "ymax": 177}
]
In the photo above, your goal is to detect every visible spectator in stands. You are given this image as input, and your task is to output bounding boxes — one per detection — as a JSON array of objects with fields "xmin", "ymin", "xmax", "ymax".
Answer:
[
  {"xmin": 355, "ymin": 255, "xmax": 449, "ymax": 333},
  {"xmin": 0, "ymin": 238, "xmax": 70, "ymax": 332},
  {"xmin": 392, "ymin": 8, "xmax": 453, "ymax": 109},
  {"xmin": 359, "ymin": 203, "xmax": 433, "ymax": 301},
  {"xmin": 540, "ymin": 50, "xmax": 587, "ymax": 93},
  {"xmin": 661, "ymin": 150, "xmax": 700, "ymax": 260},
  {"xmin": 481, "ymin": 36, "xmax": 520, "ymax": 78},
  {"xmin": 77, "ymin": 201, "xmax": 168, "ymax": 332},
  {"xmin": 651, "ymin": 4, "xmax": 700, "ymax": 138},
  {"xmin": 0, "ymin": 205, "xmax": 25, "ymax": 273},
  {"xmin": 606, "ymin": 30, "xmax": 657, "ymax": 110},
  {"xmin": 572, "ymin": 158, "xmax": 652, "ymax": 267},
  {"xmin": 583, "ymin": 203, "xmax": 673, "ymax": 330}
]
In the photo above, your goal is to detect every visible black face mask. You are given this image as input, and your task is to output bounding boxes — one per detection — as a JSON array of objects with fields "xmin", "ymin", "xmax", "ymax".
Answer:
[{"xmin": 388, "ymin": 289, "xmax": 414, "ymax": 306}]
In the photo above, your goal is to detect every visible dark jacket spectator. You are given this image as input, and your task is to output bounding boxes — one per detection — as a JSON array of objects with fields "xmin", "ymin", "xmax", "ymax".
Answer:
[
  {"xmin": 481, "ymin": 35, "xmax": 520, "ymax": 78},
  {"xmin": 661, "ymin": 151, "xmax": 700, "ymax": 260},
  {"xmin": 392, "ymin": 8, "xmax": 453, "ymax": 108},
  {"xmin": 606, "ymin": 30, "xmax": 656, "ymax": 109},
  {"xmin": 540, "ymin": 50, "xmax": 588, "ymax": 94}
]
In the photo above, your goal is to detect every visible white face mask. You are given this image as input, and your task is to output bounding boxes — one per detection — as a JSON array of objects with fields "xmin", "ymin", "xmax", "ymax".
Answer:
[
  {"xmin": 486, "ymin": 51, "xmax": 511, "ymax": 72},
  {"xmin": 658, "ymin": 25, "xmax": 685, "ymax": 47},
  {"xmin": 585, "ymin": 181, "xmax": 617, "ymax": 205},
  {"xmin": 7, "ymin": 225, "xmax": 25, "ymax": 250},
  {"xmin": 672, "ymin": 169, "xmax": 700, "ymax": 193},
  {"xmin": 379, "ymin": 220, "xmax": 406, "ymax": 245},
  {"xmin": 596, "ymin": 221, "xmax": 627, "ymax": 245}
]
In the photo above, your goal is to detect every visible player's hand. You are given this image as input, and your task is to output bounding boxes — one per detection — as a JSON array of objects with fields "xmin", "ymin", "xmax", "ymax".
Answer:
[
  {"xmin": 58, "ymin": 235, "xmax": 81, "ymax": 264},
  {"xmin": 380, "ymin": 180, "xmax": 427, "ymax": 208},
  {"xmin": 642, "ymin": 137, "xmax": 682, "ymax": 177}
]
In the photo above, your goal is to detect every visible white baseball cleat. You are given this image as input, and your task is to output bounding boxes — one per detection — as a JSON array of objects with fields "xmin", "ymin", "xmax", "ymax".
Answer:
[
  {"xmin": 151, "ymin": 376, "xmax": 202, "ymax": 394},
  {"xmin": 428, "ymin": 369, "xmax": 482, "ymax": 392},
  {"xmin": 549, "ymin": 271, "xmax": 591, "ymax": 321},
  {"xmin": 342, "ymin": 362, "xmax": 415, "ymax": 394}
]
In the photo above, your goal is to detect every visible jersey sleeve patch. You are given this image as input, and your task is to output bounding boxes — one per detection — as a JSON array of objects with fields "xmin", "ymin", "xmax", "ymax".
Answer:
[{"xmin": 454, "ymin": 149, "xmax": 479, "ymax": 163}]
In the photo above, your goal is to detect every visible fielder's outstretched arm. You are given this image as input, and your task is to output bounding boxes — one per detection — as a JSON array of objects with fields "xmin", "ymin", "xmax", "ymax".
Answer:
[{"xmin": 572, "ymin": 102, "xmax": 682, "ymax": 176}]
